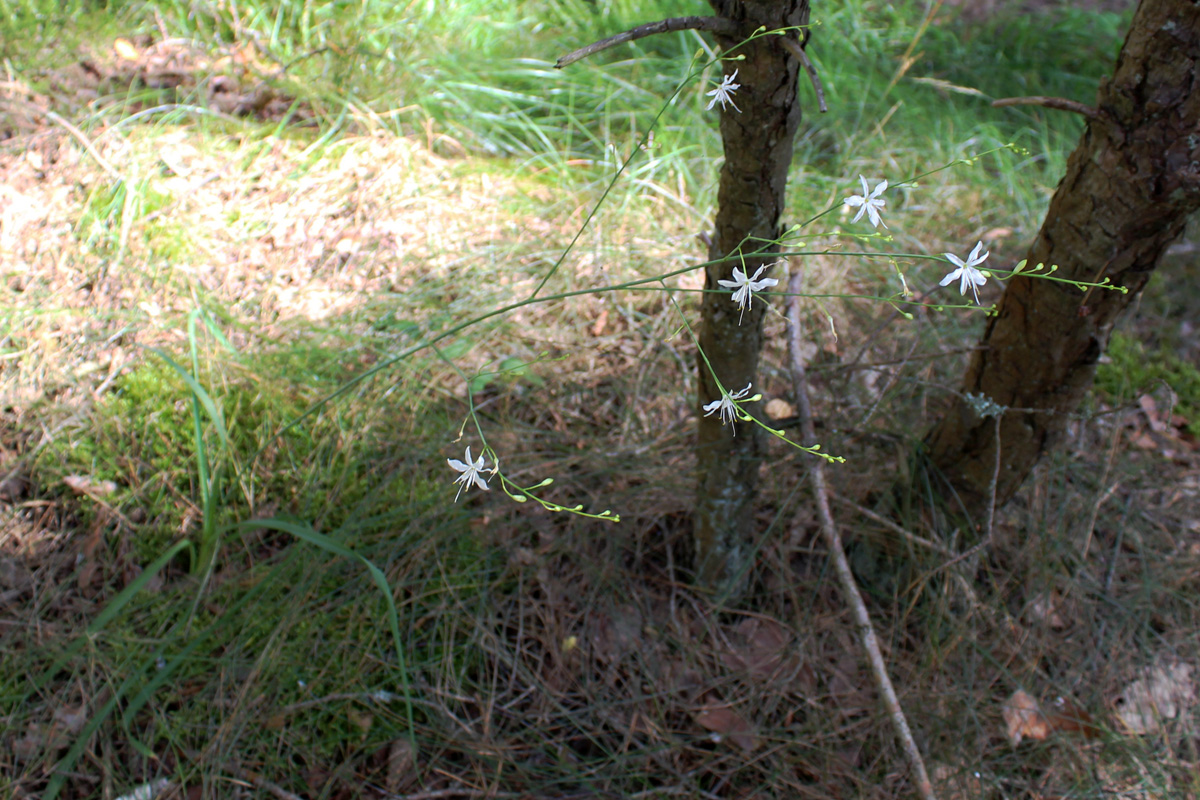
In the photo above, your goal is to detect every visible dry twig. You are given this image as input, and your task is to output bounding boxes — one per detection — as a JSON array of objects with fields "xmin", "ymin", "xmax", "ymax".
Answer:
[
  {"xmin": 833, "ymin": 495, "xmax": 954, "ymax": 557},
  {"xmin": 785, "ymin": 264, "xmax": 937, "ymax": 800},
  {"xmin": 992, "ymin": 95, "xmax": 1100, "ymax": 119},
  {"xmin": 556, "ymin": 16, "xmax": 738, "ymax": 68}
]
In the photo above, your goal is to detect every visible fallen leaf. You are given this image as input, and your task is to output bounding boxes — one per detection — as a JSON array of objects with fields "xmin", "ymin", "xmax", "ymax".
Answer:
[
  {"xmin": 591, "ymin": 605, "xmax": 643, "ymax": 664},
  {"xmin": 1025, "ymin": 590, "xmax": 1066, "ymax": 629},
  {"xmin": 1139, "ymin": 394, "xmax": 1165, "ymax": 432},
  {"xmin": 663, "ymin": 658, "xmax": 703, "ymax": 702},
  {"xmin": 114, "ymin": 778, "xmax": 172, "ymax": 800},
  {"xmin": 1044, "ymin": 695, "xmax": 1100, "ymax": 739},
  {"xmin": 0, "ymin": 472, "xmax": 28, "ymax": 503},
  {"xmin": 1002, "ymin": 689, "xmax": 1051, "ymax": 745},
  {"xmin": 113, "ymin": 38, "xmax": 140, "ymax": 61},
  {"xmin": 386, "ymin": 739, "xmax": 417, "ymax": 794},
  {"xmin": 12, "ymin": 722, "xmax": 45, "ymax": 761},
  {"xmin": 64, "ymin": 474, "xmax": 118, "ymax": 497},
  {"xmin": 1113, "ymin": 662, "xmax": 1196, "ymax": 735},
  {"xmin": 591, "ymin": 308, "xmax": 608, "ymax": 337},
  {"xmin": 765, "ymin": 398, "xmax": 795, "ymax": 421},
  {"xmin": 695, "ymin": 704, "xmax": 756, "ymax": 752},
  {"xmin": 929, "ymin": 761, "xmax": 985, "ymax": 800},
  {"xmin": 79, "ymin": 516, "xmax": 107, "ymax": 592},
  {"xmin": 723, "ymin": 617, "xmax": 798, "ymax": 682},
  {"xmin": 52, "ymin": 704, "xmax": 88, "ymax": 735},
  {"xmin": 346, "ymin": 707, "xmax": 373, "ymax": 739}
]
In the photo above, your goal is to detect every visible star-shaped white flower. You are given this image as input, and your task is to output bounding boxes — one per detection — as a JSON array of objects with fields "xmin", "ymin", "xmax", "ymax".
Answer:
[
  {"xmin": 703, "ymin": 382, "xmax": 753, "ymax": 430},
  {"xmin": 448, "ymin": 446, "xmax": 492, "ymax": 502},
  {"xmin": 706, "ymin": 68, "xmax": 741, "ymax": 112},
  {"xmin": 843, "ymin": 175, "xmax": 888, "ymax": 228},
  {"xmin": 717, "ymin": 263, "xmax": 778, "ymax": 324},
  {"xmin": 940, "ymin": 241, "xmax": 990, "ymax": 304}
]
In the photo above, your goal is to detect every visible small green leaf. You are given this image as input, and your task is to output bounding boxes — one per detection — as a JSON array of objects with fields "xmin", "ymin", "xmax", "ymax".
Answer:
[{"xmin": 469, "ymin": 374, "xmax": 494, "ymax": 396}]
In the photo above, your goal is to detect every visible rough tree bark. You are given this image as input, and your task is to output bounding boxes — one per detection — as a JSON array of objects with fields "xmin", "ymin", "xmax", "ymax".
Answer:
[
  {"xmin": 694, "ymin": 0, "xmax": 809, "ymax": 593},
  {"xmin": 925, "ymin": 0, "xmax": 1200, "ymax": 521}
]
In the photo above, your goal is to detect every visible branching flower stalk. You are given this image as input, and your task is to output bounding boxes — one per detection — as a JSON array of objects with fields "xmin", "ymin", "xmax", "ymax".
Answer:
[{"xmin": 665, "ymin": 287, "xmax": 843, "ymax": 464}]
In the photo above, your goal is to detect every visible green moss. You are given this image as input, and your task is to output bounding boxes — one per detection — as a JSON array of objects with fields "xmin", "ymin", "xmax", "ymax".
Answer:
[{"xmin": 1096, "ymin": 332, "xmax": 1200, "ymax": 434}]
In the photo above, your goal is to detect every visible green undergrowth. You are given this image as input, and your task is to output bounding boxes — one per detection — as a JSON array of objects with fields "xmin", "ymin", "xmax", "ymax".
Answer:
[
  {"xmin": 1, "ymin": 0, "xmax": 1134, "ymax": 224},
  {"xmin": 33, "ymin": 312, "xmax": 462, "ymax": 563},
  {"xmin": 1097, "ymin": 331, "xmax": 1200, "ymax": 435},
  {"xmin": 14, "ymin": 312, "xmax": 501, "ymax": 795}
]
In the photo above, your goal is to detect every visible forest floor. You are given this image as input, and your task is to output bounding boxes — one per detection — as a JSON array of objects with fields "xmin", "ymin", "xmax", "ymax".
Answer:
[{"xmin": 2, "ymin": 1, "xmax": 1198, "ymax": 799}]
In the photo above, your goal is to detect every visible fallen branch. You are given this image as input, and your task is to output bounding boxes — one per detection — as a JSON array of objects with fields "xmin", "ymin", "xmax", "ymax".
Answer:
[
  {"xmin": 1, "ymin": 97, "xmax": 124, "ymax": 179},
  {"xmin": 556, "ymin": 16, "xmax": 738, "ymax": 68},
  {"xmin": 992, "ymin": 95, "xmax": 1099, "ymax": 119},
  {"xmin": 785, "ymin": 265, "xmax": 937, "ymax": 800}
]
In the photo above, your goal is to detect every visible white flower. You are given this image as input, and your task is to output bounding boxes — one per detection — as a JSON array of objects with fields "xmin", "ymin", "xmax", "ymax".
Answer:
[
  {"xmin": 703, "ymin": 382, "xmax": 753, "ymax": 430},
  {"xmin": 843, "ymin": 175, "xmax": 888, "ymax": 228},
  {"xmin": 448, "ymin": 446, "xmax": 492, "ymax": 502},
  {"xmin": 717, "ymin": 263, "xmax": 779, "ymax": 324},
  {"xmin": 939, "ymin": 241, "xmax": 990, "ymax": 304},
  {"xmin": 706, "ymin": 68, "xmax": 741, "ymax": 112}
]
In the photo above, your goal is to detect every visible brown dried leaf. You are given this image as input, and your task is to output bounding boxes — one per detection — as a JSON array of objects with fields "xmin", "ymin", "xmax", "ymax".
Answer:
[
  {"xmin": 12, "ymin": 723, "xmax": 45, "ymax": 761},
  {"xmin": 386, "ymin": 739, "xmax": 417, "ymax": 794},
  {"xmin": 929, "ymin": 761, "xmax": 986, "ymax": 800},
  {"xmin": 347, "ymin": 708, "xmax": 374, "ymax": 737},
  {"xmin": 591, "ymin": 604, "xmax": 643, "ymax": 664},
  {"xmin": 1044, "ymin": 695, "xmax": 1101, "ymax": 739},
  {"xmin": 52, "ymin": 704, "xmax": 88, "ymax": 736},
  {"xmin": 1002, "ymin": 689, "xmax": 1051, "ymax": 745},
  {"xmin": 1139, "ymin": 393, "xmax": 1166, "ymax": 432},
  {"xmin": 723, "ymin": 617, "xmax": 798, "ymax": 683},
  {"xmin": 1025, "ymin": 590, "xmax": 1067, "ymax": 630},
  {"xmin": 663, "ymin": 658, "xmax": 703, "ymax": 703},
  {"xmin": 0, "ymin": 472, "xmax": 28, "ymax": 503},
  {"xmin": 765, "ymin": 398, "xmax": 795, "ymax": 420},
  {"xmin": 1113, "ymin": 662, "xmax": 1196, "ymax": 735},
  {"xmin": 63, "ymin": 474, "xmax": 118, "ymax": 496},
  {"xmin": 590, "ymin": 308, "xmax": 608, "ymax": 337},
  {"xmin": 78, "ymin": 516, "xmax": 107, "ymax": 593},
  {"xmin": 695, "ymin": 704, "xmax": 756, "ymax": 752}
]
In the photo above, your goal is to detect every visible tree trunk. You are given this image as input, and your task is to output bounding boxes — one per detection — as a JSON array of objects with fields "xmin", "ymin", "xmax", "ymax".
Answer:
[
  {"xmin": 694, "ymin": 0, "xmax": 808, "ymax": 593},
  {"xmin": 925, "ymin": 0, "xmax": 1200, "ymax": 521}
]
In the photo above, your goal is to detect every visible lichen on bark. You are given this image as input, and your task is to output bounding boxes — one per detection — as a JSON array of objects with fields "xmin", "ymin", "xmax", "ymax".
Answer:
[{"xmin": 694, "ymin": 0, "xmax": 810, "ymax": 594}]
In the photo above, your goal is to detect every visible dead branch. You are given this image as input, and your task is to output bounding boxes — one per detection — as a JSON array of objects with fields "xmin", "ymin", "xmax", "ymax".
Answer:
[
  {"xmin": 833, "ymin": 495, "xmax": 954, "ymax": 557},
  {"xmin": 992, "ymin": 95, "xmax": 1100, "ymax": 119},
  {"xmin": 785, "ymin": 265, "xmax": 937, "ymax": 800},
  {"xmin": 1, "ymin": 97, "xmax": 123, "ymax": 179},
  {"xmin": 779, "ymin": 35, "xmax": 827, "ymax": 113},
  {"xmin": 556, "ymin": 16, "xmax": 738, "ymax": 68}
]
